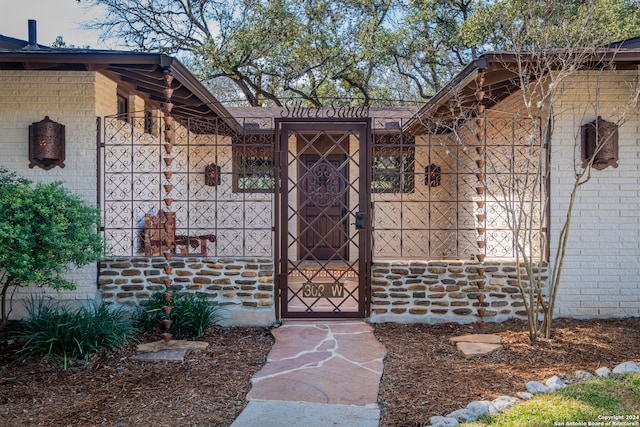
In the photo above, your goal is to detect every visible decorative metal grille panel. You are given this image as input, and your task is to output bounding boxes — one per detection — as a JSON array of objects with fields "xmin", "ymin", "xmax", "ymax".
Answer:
[
  {"xmin": 101, "ymin": 114, "xmax": 275, "ymax": 258},
  {"xmin": 371, "ymin": 111, "xmax": 546, "ymax": 260},
  {"xmin": 100, "ymin": 110, "xmax": 545, "ymax": 266}
]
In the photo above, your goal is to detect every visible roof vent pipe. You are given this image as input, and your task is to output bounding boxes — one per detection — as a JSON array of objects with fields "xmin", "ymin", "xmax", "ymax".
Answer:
[{"xmin": 24, "ymin": 19, "xmax": 40, "ymax": 50}]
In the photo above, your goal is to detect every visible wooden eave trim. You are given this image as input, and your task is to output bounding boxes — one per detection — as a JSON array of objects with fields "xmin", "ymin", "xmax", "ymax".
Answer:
[
  {"xmin": 169, "ymin": 61, "xmax": 243, "ymax": 132},
  {"xmin": 404, "ymin": 48, "xmax": 640, "ymax": 135}
]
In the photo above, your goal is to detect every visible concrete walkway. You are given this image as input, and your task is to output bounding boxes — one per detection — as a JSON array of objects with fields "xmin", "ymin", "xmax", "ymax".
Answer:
[{"xmin": 231, "ymin": 320, "xmax": 387, "ymax": 427}]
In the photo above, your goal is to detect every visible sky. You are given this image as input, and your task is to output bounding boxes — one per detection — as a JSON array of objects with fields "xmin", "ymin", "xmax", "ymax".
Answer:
[{"xmin": 0, "ymin": 0, "xmax": 107, "ymax": 48}]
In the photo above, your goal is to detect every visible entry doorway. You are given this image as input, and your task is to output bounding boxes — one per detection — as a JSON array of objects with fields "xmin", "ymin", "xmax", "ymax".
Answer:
[{"xmin": 275, "ymin": 119, "xmax": 371, "ymax": 318}]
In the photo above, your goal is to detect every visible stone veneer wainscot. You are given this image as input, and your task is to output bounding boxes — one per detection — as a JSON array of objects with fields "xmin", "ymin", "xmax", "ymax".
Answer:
[
  {"xmin": 99, "ymin": 257, "xmax": 274, "ymax": 311},
  {"xmin": 369, "ymin": 260, "xmax": 548, "ymax": 324},
  {"xmin": 100, "ymin": 257, "xmax": 548, "ymax": 325}
]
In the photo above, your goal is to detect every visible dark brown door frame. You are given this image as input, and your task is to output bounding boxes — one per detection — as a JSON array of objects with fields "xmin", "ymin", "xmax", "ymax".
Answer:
[{"xmin": 274, "ymin": 118, "xmax": 371, "ymax": 319}]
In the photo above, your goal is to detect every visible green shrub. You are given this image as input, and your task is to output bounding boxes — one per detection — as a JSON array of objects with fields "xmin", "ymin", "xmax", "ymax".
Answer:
[
  {"xmin": 0, "ymin": 167, "xmax": 104, "ymax": 328},
  {"xmin": 135, "ymin": 291, "xmax": 169, "ymax": 332},
  {"xmin": 19, "ymin": 299, "xmax": 135, "ymax": 368},
  {"xmin": 137, "ymin": 292, "xmax": 222, "ymax": 337}
]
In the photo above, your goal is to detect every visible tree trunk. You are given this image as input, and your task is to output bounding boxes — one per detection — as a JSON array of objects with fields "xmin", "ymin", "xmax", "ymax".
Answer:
[{"xmin": 0, "ymin": 275, "xmax": 17, "ymax": 331}]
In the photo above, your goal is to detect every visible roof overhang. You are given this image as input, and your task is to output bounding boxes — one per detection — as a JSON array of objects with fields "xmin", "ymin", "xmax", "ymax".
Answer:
[
  {"xmin": 0, "ymin": 47, "xmax": 241, "ymax": 133},
  {"xmin": 404, "ymin": 48, "xmax": 640, "ymax": 135}
]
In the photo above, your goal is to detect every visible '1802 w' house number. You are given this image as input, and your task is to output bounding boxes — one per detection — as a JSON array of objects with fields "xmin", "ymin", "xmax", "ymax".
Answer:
[{"xmin": 302, "ymin": 282, "xmax": 344, "ymax": 298}]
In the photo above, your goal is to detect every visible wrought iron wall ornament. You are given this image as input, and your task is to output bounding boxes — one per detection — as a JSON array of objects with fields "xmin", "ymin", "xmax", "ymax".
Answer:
[
  {"xmin": 307, "ymin": 160, "xmax": 341, "ymax": 207},
  {"xmin": 581, "ymin": 116, "xmax": 619, "ymax": 170},
  {"xmin": 28, "ymin": 116, "xmax": 65, "ymax": 169},
  {"xmin": 425, "ymin": 163, "xmax": 441, "ymax": 187},
  {"xmin": 205, "ymin": 163, "xmax": 221, "ymax": 186}
]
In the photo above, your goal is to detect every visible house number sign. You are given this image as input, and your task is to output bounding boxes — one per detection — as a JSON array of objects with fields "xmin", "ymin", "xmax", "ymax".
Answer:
[{"xmin": 302, "ymin": 282, "xmax": 344, "ymax": 298}]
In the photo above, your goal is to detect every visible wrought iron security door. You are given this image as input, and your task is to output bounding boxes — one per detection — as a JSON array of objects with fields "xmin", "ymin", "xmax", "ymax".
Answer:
[{"xmin": 275, "ymin": 119, "xmax": 371, "ymax": 318}]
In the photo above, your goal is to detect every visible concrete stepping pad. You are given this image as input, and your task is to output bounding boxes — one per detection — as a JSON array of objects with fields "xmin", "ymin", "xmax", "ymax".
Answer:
[
  {"xmin": 132, "ymin": 339, "xmax": 209, "ymax": 362},
  {"xmin": 231, "ymin": 400, "xmax": 380, "ymax": 427},
  {"xmin": 449, "ymin": 334, "xmax": 503, "ymax": 358},
  {"xmin": 449, "ymin": 334, "xmax": 502, "ymax": 345},
  {"xmin": 137, "ymin": 339, "xmax": 209, "ymax": 353},
  {"xmin": 130, "ymin": 349, "xmax": 187, "ymax": 362},
  {"xmin": 456, "ymin": 342, "xmax": 503, "ymax": 358}
]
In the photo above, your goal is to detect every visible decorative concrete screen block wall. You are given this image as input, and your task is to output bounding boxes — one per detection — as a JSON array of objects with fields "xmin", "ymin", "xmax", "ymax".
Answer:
[
  {"xmin": 99, "ymin": 257, "xmax": 275, "ymax": 325},
  {"xmin": 369, "ymin": 260, "xmax": 548, "ymax": 324}
]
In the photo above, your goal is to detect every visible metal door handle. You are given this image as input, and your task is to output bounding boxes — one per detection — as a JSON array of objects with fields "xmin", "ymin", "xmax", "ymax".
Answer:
[{"xmin": 352, "ymin": 211, "xmax": 366, "ymax": 229}]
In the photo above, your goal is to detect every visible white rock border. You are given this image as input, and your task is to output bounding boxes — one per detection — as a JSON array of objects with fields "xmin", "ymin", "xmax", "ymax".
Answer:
[{"xmin": 427, "ymin": 360, "xmax": 640, "ymax": 427}]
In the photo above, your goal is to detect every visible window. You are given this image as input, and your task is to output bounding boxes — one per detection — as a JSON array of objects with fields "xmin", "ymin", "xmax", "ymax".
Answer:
[
  {"xmin": 371, "ymin": 135, "xmax": 415, "ymax": 193},
  {"xmin": 116, "ymin": 92, "xmax": 129, "ymax": 122},
  {"xmin": 144, "ymin": 110, "xmax": 153, "ymax": 135},
  {"xmin": 233, "ymin": 141, "xmax": 275, "ymax": 192}
]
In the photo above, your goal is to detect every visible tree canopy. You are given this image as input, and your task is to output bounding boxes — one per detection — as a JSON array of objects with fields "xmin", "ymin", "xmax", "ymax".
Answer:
[{"xmin": 76, "ymin": 0, "xmax": 640, "ymax": 106}]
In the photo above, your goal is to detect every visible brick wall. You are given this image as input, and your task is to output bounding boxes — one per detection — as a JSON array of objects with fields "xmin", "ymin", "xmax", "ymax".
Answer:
[
  {"xmin": 550, "ymin": 70, "xmax": 640, "ymax": 318},
  {"xmin": 0, "ymin": 70, "xmax": 108, "ymax": 315}
]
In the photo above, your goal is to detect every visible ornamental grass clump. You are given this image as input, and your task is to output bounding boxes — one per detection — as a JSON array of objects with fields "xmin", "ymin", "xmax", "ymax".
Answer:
[
  {"xmin": 137, "ymin": 292, "xmax": 222, "ymax": 338},
  {"xmin": 19, "ymin": 299, "xmax": 135, "ymax": 369}
]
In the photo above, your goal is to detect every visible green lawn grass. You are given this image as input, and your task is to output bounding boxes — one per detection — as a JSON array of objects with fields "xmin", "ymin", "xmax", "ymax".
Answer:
[{"xmin": 462, "ymin": 372, "xmax": 640, "ymax": 427}]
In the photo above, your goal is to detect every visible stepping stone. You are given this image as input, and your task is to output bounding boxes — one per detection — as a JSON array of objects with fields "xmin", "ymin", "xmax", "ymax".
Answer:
[
  {"xmin": 449, "ymin": 334, "xmax": 502, "ymax": 345},
  {"xmin": 449, "ymin": 334, "xmax": 503, "ymax": 358},
  {"xmin": 131, "ymin": 349, "xmax": 187, "ymax": 362},
  {"xmin": 456, "ymin": 342, "xmax": 503, "ymax": 359},
  {"xmin": 137, "ymin": 339, "xmax": 209, "ymax": 353}
]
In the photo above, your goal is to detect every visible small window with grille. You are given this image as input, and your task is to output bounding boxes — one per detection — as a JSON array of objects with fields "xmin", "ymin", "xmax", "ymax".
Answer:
[
  {"xmin": 233, "ymin": 145, "xmax": 275, "ymax": 192},
  {"xmin": 371, "ymin": 146, "xmax": 415, "ymax": 193}
]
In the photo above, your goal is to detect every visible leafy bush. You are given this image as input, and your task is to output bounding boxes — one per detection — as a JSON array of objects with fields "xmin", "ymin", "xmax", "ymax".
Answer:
[
  {"xmin": 19, "ymin": 299, "xmax": 134, "ymax": 368},
  {"xmin": 137, "ymin": 292, "xmax": 222, "ymax": 337},
  {"xmin": 0, "ymin": 167, "xmax": 104, "ymax": 328}
]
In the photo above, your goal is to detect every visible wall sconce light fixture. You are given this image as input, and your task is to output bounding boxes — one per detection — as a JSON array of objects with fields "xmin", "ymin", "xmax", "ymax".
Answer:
[
  {"xmin": 29, "ymin": 116, "xmax": 65, "ymax": 170},
  {"xmin": 205, "ymin": 163, "xmax": 221, "ymax": 186},
  {"xmin": 425, "ymin": 163, "xmax": 441, "ymax": 187}
]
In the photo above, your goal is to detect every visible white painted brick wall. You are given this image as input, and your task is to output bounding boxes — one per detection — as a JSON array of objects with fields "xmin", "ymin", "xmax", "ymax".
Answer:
[
  {"xmin": 0, "ymin": 70, "xmax": 120, "ymax": 316},
  {"xmin": 551, "ymin": 70, "xmax": 640, "ymax": 318}
]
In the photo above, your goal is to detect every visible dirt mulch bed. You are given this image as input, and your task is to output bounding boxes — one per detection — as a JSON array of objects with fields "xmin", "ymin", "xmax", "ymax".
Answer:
[
  {"xmin": 0, "ymin": 318, "xmax": 638, "ymax": 427},
  {"xmin": 375, "ymin": 317, "xmax": 640, "ymax": 427},
  {"xmin": 0, "ymin": 327, "xmax": 274, "ymax": 427}
]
